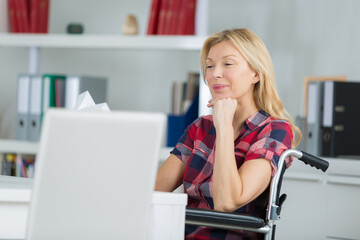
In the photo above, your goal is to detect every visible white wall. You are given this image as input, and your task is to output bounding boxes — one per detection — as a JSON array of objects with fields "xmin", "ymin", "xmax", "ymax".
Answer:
[
  {"xmin": 207, "ymin": 0, "xmax": 360, "ymax": 117},
  {"xmin": 1, "ymin": 0, "xmax": 360, "ymax": 138}
]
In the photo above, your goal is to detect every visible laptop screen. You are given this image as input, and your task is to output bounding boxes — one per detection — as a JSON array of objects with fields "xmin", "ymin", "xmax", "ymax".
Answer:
[{"xmin": 26, "ymin": 109, "xmax": 166, "ymax": 240}]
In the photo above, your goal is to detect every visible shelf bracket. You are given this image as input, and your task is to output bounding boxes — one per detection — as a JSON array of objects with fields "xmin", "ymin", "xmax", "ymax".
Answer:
[{"xmin": 28, "ymin": 46, "xmax": 40, "ymax": 75}]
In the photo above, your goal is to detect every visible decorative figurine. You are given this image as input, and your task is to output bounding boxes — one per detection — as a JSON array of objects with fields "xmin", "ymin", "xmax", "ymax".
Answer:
[{"xmin": 122, "ymin": 14, "xmax": 138, "ymax": 35}]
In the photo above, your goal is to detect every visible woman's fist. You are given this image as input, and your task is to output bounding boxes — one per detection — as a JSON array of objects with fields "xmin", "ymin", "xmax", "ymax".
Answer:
[{"xmin": 208, "ymin": 98, "xmax": 237, "ymax": 130}]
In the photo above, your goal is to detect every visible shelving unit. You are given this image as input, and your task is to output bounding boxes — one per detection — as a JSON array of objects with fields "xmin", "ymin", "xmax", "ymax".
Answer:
[
  {"xmin": 0, "ymin": 33, "xmax": 211, "ymax": 114},
  {"xmin": 0, "ymin": 33, "xmax": 208, "ymax": 75},
  {"xmin": 0, "ymin": 139, "xmax": 37, "ymax": 178},
  {"xmin": 0, "ymin": 34, "xmax": 207, "ymax": 49},
  {"xmin": 0, "ymin": 33, "xmax": 204, "ymax": 178}
]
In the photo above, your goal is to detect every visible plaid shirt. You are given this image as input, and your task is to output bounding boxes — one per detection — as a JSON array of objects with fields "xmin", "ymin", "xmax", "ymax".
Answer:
[{"xmin": 171, "ymin": 110, "xmax": 293, "ymax": 240}]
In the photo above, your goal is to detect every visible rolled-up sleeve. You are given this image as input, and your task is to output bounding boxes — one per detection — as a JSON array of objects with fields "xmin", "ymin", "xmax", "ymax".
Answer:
[
  {"xmin": 245, "ymin": 120, "xmax": 293, "ymax": 176},
  {"xmin": 170, "ymin": 118, "xmax": 200, "ymax": 165}
]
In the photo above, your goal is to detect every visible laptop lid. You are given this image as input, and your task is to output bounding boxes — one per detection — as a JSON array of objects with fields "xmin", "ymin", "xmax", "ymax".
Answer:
[{"xmin": 26, "ymin": 109, "xmax": 166, "ymax": 240}]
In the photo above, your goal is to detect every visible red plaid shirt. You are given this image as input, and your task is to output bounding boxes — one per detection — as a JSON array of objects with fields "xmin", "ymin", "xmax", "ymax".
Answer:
[{"xmin": 171, "ymin": 110, "xmax": 293, "ymax": 240}]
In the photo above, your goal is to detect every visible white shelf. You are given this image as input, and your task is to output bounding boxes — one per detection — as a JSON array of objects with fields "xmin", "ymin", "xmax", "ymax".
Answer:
[
  {"xmin": 0, "ymin": 139, "xmax": 38, "ymax": 154},
  {"xmin": 0, "ymin": 138, "xmax": 172, "ymax": 160},
  {"xmin": 0, "ymin": 33, "xmax": 207, "ymax": 50}
]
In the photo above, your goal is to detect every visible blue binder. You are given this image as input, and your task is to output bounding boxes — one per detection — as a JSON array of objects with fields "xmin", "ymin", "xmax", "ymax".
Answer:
[{"xmin": 167, "ymin": 93, "xmax": 199, "ymax": 147}]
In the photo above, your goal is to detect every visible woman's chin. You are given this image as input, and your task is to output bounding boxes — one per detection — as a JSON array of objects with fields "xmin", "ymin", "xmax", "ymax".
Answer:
[{"xmin": 211, "ymin": 93, "xmax": 231, "ymax": 99}]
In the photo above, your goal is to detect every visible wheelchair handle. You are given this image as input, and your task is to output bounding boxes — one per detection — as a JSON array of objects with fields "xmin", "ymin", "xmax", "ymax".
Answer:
[{"xmin": 298, "ymin": 151, "xmax": 329, "ymax": 172}]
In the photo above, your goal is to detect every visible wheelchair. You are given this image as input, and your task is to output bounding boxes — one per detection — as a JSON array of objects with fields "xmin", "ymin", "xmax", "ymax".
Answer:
[{"xmin": 185, "ymin": 149, "xmax": 329, "ymax": 240}]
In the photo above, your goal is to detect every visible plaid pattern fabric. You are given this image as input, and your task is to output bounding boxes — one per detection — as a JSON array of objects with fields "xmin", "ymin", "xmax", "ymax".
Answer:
[{"xmin": 171, "ymin": 110, "xmax": 293, "ymax": 240}]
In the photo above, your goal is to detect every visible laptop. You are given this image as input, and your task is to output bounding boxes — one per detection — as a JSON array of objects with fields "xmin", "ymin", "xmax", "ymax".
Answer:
[{"xmin": 26, "ymin": 109, "xmax": 166, "ymax": 240}]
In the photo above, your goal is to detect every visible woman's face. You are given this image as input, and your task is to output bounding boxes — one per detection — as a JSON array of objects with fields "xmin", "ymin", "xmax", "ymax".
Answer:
[{"xmin": 205, "ymin": 41, "xmax": 259, "ymax": 101}]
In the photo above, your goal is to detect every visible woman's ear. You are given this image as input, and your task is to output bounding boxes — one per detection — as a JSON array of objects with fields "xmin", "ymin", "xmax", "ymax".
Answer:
[{"xmin": 252, "ymin": 71, "xmax": 260, "ymax": 84}]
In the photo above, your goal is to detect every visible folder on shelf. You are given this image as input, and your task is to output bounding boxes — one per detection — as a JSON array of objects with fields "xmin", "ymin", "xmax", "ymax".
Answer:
[
  {"xmin": 41, "ymin": 74, "xmax": 66, "ymax": 120},
  {"xmin": 167, "ymin": 92, "xmax": 199, "ymax": 147},
  {"xmin": 65, "ymin": 75, "xmax": 108, "ymax": 110},
  {"xmin": 55, "ymin": 77, "xmax": 66, "ymax": 107},
  {"xmin": 305, "ymin": 81, "xmax": 324, "ymax": 156},
  {"xmin": 16, "ymin": 74, "xmax": 31, "ymax": 141},
  {"xmin": 28, "ymin": 75, "xmax": 43, "ymax": 142},
  {"xmin": 321, "ymin": 81, "xmax": 360, "ymax": 157}
]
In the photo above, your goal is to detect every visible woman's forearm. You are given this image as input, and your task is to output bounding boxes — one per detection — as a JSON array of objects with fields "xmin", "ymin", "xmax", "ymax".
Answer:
[
  {"xmin": 212, "ymin": 126, "xmax": 243, "ymax": 212},
  {"xmin": 155, "ymin": 154, "xmax": 186, "ymax": 192}
]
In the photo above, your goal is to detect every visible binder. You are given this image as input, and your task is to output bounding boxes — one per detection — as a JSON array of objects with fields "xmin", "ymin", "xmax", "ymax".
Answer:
[
  {"xmin": 65, "ymin": 75, "xmax": 108, "ymax": 109},
  {"xmin": 305, "ymin": 81, "xmax": 324, "ymax": 156},
  {"xmin": 55, "ymin": 77, "xmax": 66, "ymax": 107},
  {"xmin": 321, "ymin": 81, "xmax": 360, "ymax": 157},
  {"xmin": 28, "ymin": 75, "xmax": 42, "ymax": 141},
  {"xmin": 41, "ymin": 74, "xmax": 66, "ymax": 119},
  {"xmin": 167, "ymin": 93, "xmax": 199, "ymax": 147},
  {"xmin": 16, "ymin": 74, "xmax": 31, "ymax": 140}
]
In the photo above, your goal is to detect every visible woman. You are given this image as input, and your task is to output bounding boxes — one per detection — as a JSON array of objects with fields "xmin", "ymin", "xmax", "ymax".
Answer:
[{"xmin": 155, "ymin": 28, "xmax": 301, "ymax": 239}]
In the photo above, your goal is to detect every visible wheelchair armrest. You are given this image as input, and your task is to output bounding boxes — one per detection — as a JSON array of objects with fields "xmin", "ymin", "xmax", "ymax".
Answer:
[{"xmin": 186, "ymin": 207, "xmax": 265, "ymax": 229}]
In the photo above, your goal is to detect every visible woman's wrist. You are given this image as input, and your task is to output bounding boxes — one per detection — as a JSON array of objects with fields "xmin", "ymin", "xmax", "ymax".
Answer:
[{"xmin": 215, "ymin": 125, "xmax": 234, "ymax": 138}]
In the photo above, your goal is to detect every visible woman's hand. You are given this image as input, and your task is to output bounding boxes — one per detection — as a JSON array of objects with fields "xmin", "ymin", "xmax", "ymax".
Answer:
[{"xmin": 208, "ymin": 98, "xmax": 237, "ymax": 130}]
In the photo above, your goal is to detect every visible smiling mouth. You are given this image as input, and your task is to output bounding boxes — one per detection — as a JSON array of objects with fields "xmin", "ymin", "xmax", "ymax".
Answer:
[{"xmin": 212, "ymin": 84, "xmax": 228, "ymax": 91}]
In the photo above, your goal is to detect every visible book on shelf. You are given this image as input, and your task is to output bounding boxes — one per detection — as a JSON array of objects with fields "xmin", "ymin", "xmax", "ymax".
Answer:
[
  {"xmin": 176, "ymin": 0, "xmax": 196, "ymax": 35},
  {"xmin": 167, "ymin": 72, "xmax": 199, "ymax": 146},
  {"xmin": 146, "ymin": 0, "xmax": 198, "ymax": 35},
  {"xmin": 0, "ymin": 152, "xmax": 36, "ymax": 178},
  {"xmin": 156, "ymin": 0, "xmax": 168, "ymax": 35},
  {"xmin": 15, "ymin": 73, "xmax": 108, "ymax": 142},
  {"xmin": 16, "ymin": 0, "xmax": 30, "ymax": 33},
  {"xmin": 183, "ymin": 72, "xmax": 200, "ymax": 113},
  {"xmin": 0, "ymin": 0, "xmax": 9, "ymax": 33},
  {"xmin": 55, "ymin": 76, "xmax": 66, "ymax": 107},
  {"xmin": 171, "ymin": 72, "xmax": 199, "ymax": 115},
  {"xmin": 7, "ymin": 0, "xmax": 17, "ymax": 32},
  {"xmin": 7, "ymin": 0, "xmax": 50, "ymax": 33},
  {"xmin": 30, "ymin": 0, "xmax": 50, "ymax": 33},
  {"xmin": 18, "ymin": 154, "xmax": 36, "ymax": 178},
  {"xmin": 171, "ymin": 81, "xmax": 184, "ymax": 115},
  {"xmin": 146, "ymin": 0, "xmax": 161, "ymax": 35},
  {"xmin": 167, "ymin": 0, "xmax": 181, "ymax": 35},
  {"xmin": 0, "ymin": 153, "xmax": 16, "ymax": 176}
]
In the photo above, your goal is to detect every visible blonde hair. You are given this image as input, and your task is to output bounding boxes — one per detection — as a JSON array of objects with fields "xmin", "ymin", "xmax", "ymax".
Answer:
[{"xmin": 200, "ymin": 28, "xmax": 301, "ymax": 147}]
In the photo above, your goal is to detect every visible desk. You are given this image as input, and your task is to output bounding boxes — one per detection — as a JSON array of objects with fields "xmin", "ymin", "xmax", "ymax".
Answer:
[{"xmin": 0, "ymin": 176, "xmax": 187, "ymax": 240}]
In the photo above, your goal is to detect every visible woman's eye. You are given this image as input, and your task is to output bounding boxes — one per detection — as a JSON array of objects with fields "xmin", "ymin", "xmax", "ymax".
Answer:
[
  {"xmin": 225, "ymin": 63, "xmax": 233, "ymax": 66},
  {"xmin": 206, "ymin": 65, "xmax": 214, "ymax": 69}
]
